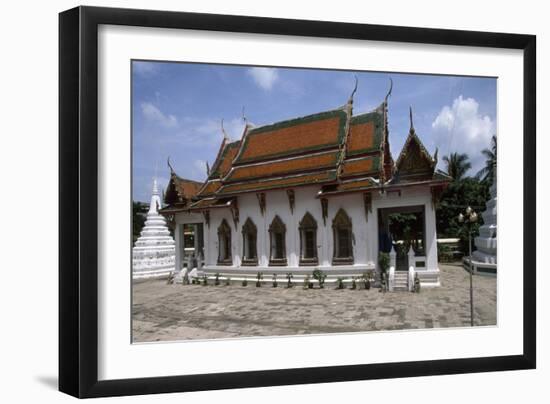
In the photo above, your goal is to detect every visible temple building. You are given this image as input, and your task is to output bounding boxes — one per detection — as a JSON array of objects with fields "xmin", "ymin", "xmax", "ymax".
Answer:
[{"xmin": 161, "ymin": 87, "xmax": 451, "ymax": 287}]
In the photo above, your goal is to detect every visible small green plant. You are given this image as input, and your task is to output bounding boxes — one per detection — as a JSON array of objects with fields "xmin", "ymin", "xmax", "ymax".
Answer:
[
  {"xmin": 414, "ymin": 273, "xmax": 421, "ymax": 293},
  {"xmin": 312, "ymin": 269, "xmax": 326, "ymax": 288},
  {"xmin": 286, "ymin": 273, "xmax": 293, "ymax": 288},
  {"xmin": 225, "ymin": 277, "xmax": 231, "ymax": 286},
  {"xmin": 336, "ymin": 277, "xmax": 345, "ymax": 289},
  {"xmin": 363, "ymin": 269, "xmax": 374, "ymax": 290},
  {"xmin": 214, "ymin": 272, "xmax": 220, "ymax": 286},
  {"xmin": 378, "ymin": 252, "xmax": 390, "ymax": 276},
  {"xmin": 379, "ymin": 272, "xmax": 387, "ymax": 293},
  {"xmin": 351, "ymin": 277, "xmax": 357, "ymax": 290},
  {"xmin": 303, "ymin": 275, "xmax": 311, "ymax": 290},
  {"xmin": 272, "ymin": 274, "xmax": 278, "ymax": 288},
  {"xmin": 201, "ymin": 275, "xmax": 208, "ymax": 286},
  {"xmin": 242, "ymin": 277, "xmax": 248, "ymax": 287},
  {"xmin": 256, "ymin": 272, "xmax": 263, "ymax": 287}
]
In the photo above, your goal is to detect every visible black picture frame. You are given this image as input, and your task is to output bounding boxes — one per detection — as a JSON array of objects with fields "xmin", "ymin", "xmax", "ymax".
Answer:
[{"xmin": 59, "ymin": 5, "xmax": 536, "ymax": 398}]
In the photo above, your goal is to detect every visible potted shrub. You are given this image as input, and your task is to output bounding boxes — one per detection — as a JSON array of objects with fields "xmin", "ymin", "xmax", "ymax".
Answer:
[
  {"xmin": 312, "ymin": 269, "xmax": 326, "ymax": 289},
  {"xmin": 351, "ymin": 277, "xmax": 357, "ymax": 290},
  {"xmin": 378, "ymin": 252, "xmax": 390, "ymax": 277},
  {"xmin": 214, "ymin": 272, "xmax": 220, "ymax": 286},
  {"xmin": 414, "ymin": 273, "xmax": 421, "ymax": 293},
  {"xmin": 256, "ymin": 272, "xmax": 263, "ymax": 287},
  {"xmin": 336, "ymin": 277, "xmax": 345, "ymax": 289},
  {"xmin": 363, "ymin": 269, "xmax": 374, "ymax": 290},
  {"xmin": 201, "ymin": 275, "xmax": 208, "ymax": 286},
  {"xmin": 242, "ymin": 277, "xmax": 248, "ymax": 287},
  {"xmin": 286, "ymin": 273, "xmax": 293, "ymax": 288},
  {"xmin": 303, "ymin": 275, "xmax": 311, "ymax": 290},
  {"xmin": 225, "ymin": 277, "xmax": 231, "ymax": 286},
  {"xmin": 272, "ymin": 274, "xmax": 278, "ymax": 288}
]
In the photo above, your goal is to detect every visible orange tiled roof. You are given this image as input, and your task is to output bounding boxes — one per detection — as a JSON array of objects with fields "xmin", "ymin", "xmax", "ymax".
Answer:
[
  {"xmin": 217, "ymin": 171, "xmax": 337, "ymax": 195},
  {"xmin": 189, "ymin": 197, "xmax": 235, "ymax": 210},
  {"xmin": 196, "ymin": 180, "xmax": 222, "ymax": 197},
  {"xmin": 209, "ymin": 140, "xmax": 241, "ymax": 179},
  {"xmin": 164, "ymin": 173, "xmax": 202, "ymax": 206},
  {"xmin": 224, "ymin": 151, "xmax": 339, "ymax": 183},
  {"xmin": 346, "ymin": 111, "xmax": 384, "ymax": 157},
  {"xmin": 318, "ymin": 177, "xmax": 378, "ymax": 196},
  {"xmin": 233, "ymin": 109, "xmax": 347, "ymax": 164},
  {"xmin": 340, "ymin": 155, "xmax": 380, "ymax": 178},
  {"xmin": 165, "ymin": 101, "xmax": 407, "ymax": 204}
]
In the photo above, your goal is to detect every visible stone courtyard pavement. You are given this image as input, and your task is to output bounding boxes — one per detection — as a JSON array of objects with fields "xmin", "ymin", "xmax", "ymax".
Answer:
[{"xmin": 132, "ymin": 263, "xmax": 496, "ymax": 342}]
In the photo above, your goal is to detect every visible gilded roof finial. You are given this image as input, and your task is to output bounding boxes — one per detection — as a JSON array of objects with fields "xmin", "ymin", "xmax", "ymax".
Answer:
[
  {"xmin": 206, "ymin": 161, "xmax": 211, "ymax": 176},
  {"xmin": 384, "ymin": 77, "xmax": 393, "ymax": 103},
  {"xmin": 348, "ymin": 75, "xmax": 358, "ymax": 105},
  {"xmin": 221, "ymin": 118, "xmax": 229, "ymax": 141},
  {"xmin": 409, "ymin": 106, "xmax": 415, "ymax": 132},
  {"xmin": 433, "ymin": 147, "xmax": 438, "ymax": 166},
  {"xmin": 167, "ymin": 156, "xmax": 175, "ymax": 174},
  {"xmin": 241, "ymin": 106, "xmax": 248, "ymax": 125}
]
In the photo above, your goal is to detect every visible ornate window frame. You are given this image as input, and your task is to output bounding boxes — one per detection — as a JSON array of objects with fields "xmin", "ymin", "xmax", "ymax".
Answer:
[
  {"xmin": 299, "ymin": 212, "xmax": 318, "ymax": 266},
  {"xmin": 241, "ymin": 217, "xmax": 258, "ymax": 266},
  {"xmin": 332, "ymin": 208, "xmax": 354, "ymax": 265},
  {"xmin": 217, "ymin": 218, "xmax": 232, "ymax": 265},
  {"xmin": 268, "ymin": 215, "xmax": 287, "ymax": 266}
]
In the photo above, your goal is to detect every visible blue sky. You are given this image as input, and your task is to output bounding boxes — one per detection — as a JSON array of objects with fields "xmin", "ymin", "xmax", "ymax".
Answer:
[{"xmin": 132, "ymin": 61, "xmax": 496, "ymax": 202}]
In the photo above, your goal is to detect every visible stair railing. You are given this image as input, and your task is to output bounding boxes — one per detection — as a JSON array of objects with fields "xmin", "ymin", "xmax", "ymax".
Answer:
[{"xmin": 388, "ymin": 246, "xmax": 396, "ymax": 292}]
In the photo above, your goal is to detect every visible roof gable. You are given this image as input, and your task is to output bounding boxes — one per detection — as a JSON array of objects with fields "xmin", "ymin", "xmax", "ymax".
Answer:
[
  {"xmin": 394, "ymin": 128, "xmax": 436, "ymax": 182},
  {"xmin": 233, "ymin": 109, "xmax": 347, "ymax": 164},
  {"xmin": 208, "ymin": 140, "xmax": 241, "ymax": 179},
  {"xmin": 164, "ymin": 174, "xmax": 202, "ymax": 206}
]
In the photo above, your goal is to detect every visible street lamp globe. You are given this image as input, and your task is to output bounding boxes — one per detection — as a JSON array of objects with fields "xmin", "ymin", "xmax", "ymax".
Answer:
[
  {"xmin": 470, "ymin": 211, "xmax": 478, "ymax": 223},
  {"xmin": 458, "ymin": 213, "xmax": 465, "ymax": 223}
]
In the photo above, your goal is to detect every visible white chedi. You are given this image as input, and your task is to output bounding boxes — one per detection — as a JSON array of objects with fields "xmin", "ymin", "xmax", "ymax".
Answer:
[
  {"xmin": 132, "ymin": 178, "xmax": 175, "ymax": 279},
  {"xmin": 472, "ymin": 181, "xmax": 497, "ymax": 265}
]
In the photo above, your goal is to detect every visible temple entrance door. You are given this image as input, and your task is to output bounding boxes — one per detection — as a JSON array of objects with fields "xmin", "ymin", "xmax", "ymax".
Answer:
[{"xmin": 378, "ymin": 205, "xmax": 426, "ymax": 271}]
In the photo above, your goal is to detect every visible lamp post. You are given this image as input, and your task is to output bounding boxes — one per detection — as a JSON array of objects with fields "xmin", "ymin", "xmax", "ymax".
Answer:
[{"xmin": 458, "ymin": 206, "xmax": 478, "ymax": 326}]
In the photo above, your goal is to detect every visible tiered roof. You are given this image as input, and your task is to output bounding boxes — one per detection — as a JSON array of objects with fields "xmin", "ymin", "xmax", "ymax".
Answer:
[
  {"xmin": 163, "ymin": 89, "xmax": 449, "ymax": 213},
  {"xmin": 161, "ymin": 168, "xmax": 203, "ymax": 213}
]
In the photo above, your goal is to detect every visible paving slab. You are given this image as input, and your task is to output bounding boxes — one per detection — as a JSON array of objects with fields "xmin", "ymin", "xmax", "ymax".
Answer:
[{"xmin": 132, "ymin": 263, "xmax": 497, "ymax": 342}]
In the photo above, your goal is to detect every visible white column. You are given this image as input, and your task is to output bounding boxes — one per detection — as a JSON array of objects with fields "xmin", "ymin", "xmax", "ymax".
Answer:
[
  {"xmin": 174, "ymin": 223, "xmax": 182, "ymax": 272},
  {"xmin": 424, "ymin": 203, "xmax": 438, "ymax": 271}
]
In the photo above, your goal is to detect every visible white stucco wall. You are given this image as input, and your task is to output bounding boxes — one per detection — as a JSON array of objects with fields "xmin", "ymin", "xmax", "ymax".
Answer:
[
  {"xmin": 173, "ymin": 184, "xmax": 438, "ymax": 274},
  {"xmin": 371, "ymin": 186, "xmax": 438, "ymax": 272}
]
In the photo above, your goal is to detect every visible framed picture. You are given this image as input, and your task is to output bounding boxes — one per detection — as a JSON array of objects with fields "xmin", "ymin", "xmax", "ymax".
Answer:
[{"xmin": 59, "ymin": 6, "xmax": 536, "ymax": 398}]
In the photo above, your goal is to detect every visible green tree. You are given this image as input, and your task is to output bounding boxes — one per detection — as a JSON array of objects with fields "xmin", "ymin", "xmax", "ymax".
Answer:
[
  {"xmin": 443, "ymin": 152, "xmax": 472, "ymax": 181},
  {"xmin": 132, "ymin": 201, "xmax": 148, "ymax": 244},
  {"xmin": 435, "ymin": 178, "xmax": 490, "ymax": 253},
  {"xmin": 475, "ymin": 135, "xmax": 497, "ymax": 186}
]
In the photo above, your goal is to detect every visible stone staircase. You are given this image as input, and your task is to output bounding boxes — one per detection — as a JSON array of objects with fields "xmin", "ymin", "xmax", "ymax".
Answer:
[{"xmin": 393, "ymin": 271, "xmax": 409, "ymax": 291}]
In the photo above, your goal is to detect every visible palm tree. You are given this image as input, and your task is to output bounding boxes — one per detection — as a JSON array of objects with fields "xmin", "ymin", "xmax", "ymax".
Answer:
[
  {"xmin": 476, "ymin": 135, "xmax": 497, "ymax": 184},
  {"xmin": 443, "ymin": 152, "xmax": 472, "ymax": 181}
]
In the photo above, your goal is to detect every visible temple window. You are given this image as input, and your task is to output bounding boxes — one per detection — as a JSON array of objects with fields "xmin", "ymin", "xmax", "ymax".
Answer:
[
  {"xmin": 299, "ymin": 212, "xmax": 318, "ymax": 265},
  {"xmin": 269, "ymin": 215, "xmax": 287, "ymax": 266},
  {"xmin": 241, "ymin": 218, "xmax": 258, "ymax": 265},
  {"xmin": 217, "ymin": 219, "xmax": 232, "ymax": 265},
  {"xmin": 332, "ymin": 209, "xmax": 354, "ymax": 264}
]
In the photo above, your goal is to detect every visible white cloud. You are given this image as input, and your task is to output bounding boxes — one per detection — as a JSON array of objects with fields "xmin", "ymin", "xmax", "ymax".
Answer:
[
  {"xmin": 141, "ymin": 102, "xmax": 178, "ymax": 128},
  {"xmin": 190, "ymin": 159, "xmax": 208, "ymax": 182},
  {"xmin": 133, "ymin": 61, "xmax": 158, "ymax": 77},
  {"xmin": 178, "ymin": 117, "xmax": 245, "ymax": 146},
  {"xmin": 247, "ymin": 67, "xmax": 279, "ymax": 90},
  {"xmin": 431, "ymin": 95, "xmax": 495, "ymax": 173}
]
